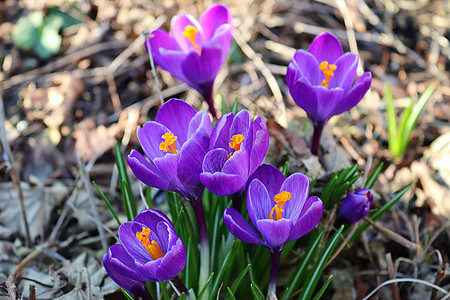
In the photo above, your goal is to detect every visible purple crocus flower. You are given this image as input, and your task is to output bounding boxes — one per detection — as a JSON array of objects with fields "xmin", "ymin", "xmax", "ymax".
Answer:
[
  {"xmin": 103, "ymin": 209, "xmax": 186, "ymax": 294},
  {"xmin": 200, "ymin": 110, "xmax": 269, "ymax": 197},
  {"xmin": 223, "ymin": 164, "xmax": 324, "ymax": 252},
  {"xmin": 286, "ymin": 32, "xmax": 372, "ymax": 155},
  {"xmin": 338, "ymin": 189, "xmax": 374, "ymax": 224},
  {"xmin": 127, "ymin": 98, "xmax": 211, "ymax": 202},
  {"xmin": 148, "ymin": 4, "xmax": 233, "ymax": 118}
]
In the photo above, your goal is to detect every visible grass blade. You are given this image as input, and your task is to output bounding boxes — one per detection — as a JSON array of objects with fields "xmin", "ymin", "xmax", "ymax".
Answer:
[
  {"xmin": 198, "ymin": 273, "xmax": 214, "ymax": 300},
  {"xmin": 365, "ymin": 162, "xmax": 384, "ymax": 189},
  {"xmin": 93, "ymin": 181, "xmax": 121, "ymax": 226},
  {"xmin": 385, "ymin": 83, "xmax": 399, "ymax": 156},
  {"xmin": 250, "ymin": 282, "xmax": 265, "ymax": 300},
  {"xmin": 229, "ymin": 264, "xmax": 251, "ymax": 295},
  {"xmin": 121, "ymin": 289, "xmax": 135, "ymax": 300},
  {"xmin": 311, "ymin": 275, "xmax": 333, "ymax": 300},
  {"xmin": 209, "ymin": 240, "xmax": 240, "ymax": 300},
  {"xmin": 115, "ymin": 142, "xmax": 137, "ymax": 220}
]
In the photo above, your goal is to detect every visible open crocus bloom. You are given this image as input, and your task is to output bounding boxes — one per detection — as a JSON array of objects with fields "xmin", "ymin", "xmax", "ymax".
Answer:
[
  {"xmin": 338, "ymin": 189, "xmax": 374, "ymax": 224},
  {"xmin": 148, "ymin": 4, "xmax": 233, "ymax": 117},
  {"xmin": 200, "ymin": 110, "xmax": 269, "ymax": 197},
  {"xmin": 223, "ymin": 164, "xmax": 324, "ymax": 252},
  {"xmin": 103, "ymin": 209, "xmax": 186, "ymax": 288},
  {"xmin": 286, "ymin": 32, "xmax": 372, "ymax": 126},
  {"xmin": 127, "ymin": 99, "xmax": 211, "ymax": 201}
]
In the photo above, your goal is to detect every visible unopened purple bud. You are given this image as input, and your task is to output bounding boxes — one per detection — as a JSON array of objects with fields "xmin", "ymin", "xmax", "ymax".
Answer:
[{"xmin": 338, "ymin": 189, "xmax": 374, "ymax": 224}]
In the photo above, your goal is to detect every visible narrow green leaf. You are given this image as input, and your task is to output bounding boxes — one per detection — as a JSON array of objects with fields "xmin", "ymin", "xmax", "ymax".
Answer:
[
  {"xmin": 145, "ymin": 281, "xmax": 157, "ymax": 299},
  {"xmin": 231, "ymin": 98, "xmax": 239, "ymax": 115},
  {"xmin": 93, "ymin": 181, "xmax": 121, "ymax": 226},
  {"xmin": 115, "ymin": 142, "xmax": 137, "ymax": 220},
  {"xmin": 250, "ymin": 282, "xmax": 265, "ymax": 300},
  {"xmin": 311, "ymin": 275, "xmax": 333, "ymax": 300},
  {"xmin": 226, "ymin": 287, "xmax": 237, "ymax": 300},
  {"xmin": 210, "ymin": 205, "xmax": 221, "ymax": 273},
  {"xmin": 400, "ymin": 85, "xmax": 435, "ymax": 154},
  {"xmin": 145, "ymin": 186, "xmax": 152, "ymax": 209},
  {"xmin": 282, "ymin": 161, "xmax": 289, "ymax": 177},
  {"xmin": 229, "ymin": 264, "xmax": 251, "ymax": 294},
  {"xmin": 198, "ymin": 273, "xmax": 215, "ymax": 300},
  {"xmin": 281, "ymin": 229, "xmax": 325, "ymax": 299},
  {"xmin": 309, "ymin": 175, "xmax": 318, "ymax": 196},
  {"xmin": 365, "ymin": 162, "xmax": 384, "ymax": 189},
  {"xmin": 209, "ymin": 240, "xmax": 240, "ymax": 300},
  {"xmin": 280, "ymin": 240, "xmax": 296, "ymax": 263},
  {"xmin": 247, "ymin": 253, "xmax": 256, "ymax": 283},
  {"xmin": 179, "ymin": 293, "xmax": 187, "ymax": 300},
  {"xmin": 161, "ymin": 281, "xmax": 170, "ymax": 300},
  {"xmin": 221, "ymin": 94, "xmax": 227, "ymax": 116},
  {"xmin": 385, "ymin": 83, "xmax": 399, "ymax": 156},
  {"xmin": 397, "ymin": 101, "xmax": 413, "ymax": 145},
  {"xmin": 298, "ymin": 226, "xmax": 344, "ymax": 300},
  {"xmin": 348, "ymin": 184, "xmax": 412, "ymax": 243},
  {"xmin": 121, "ymin": 289, "xmax": 135, "ymax": 300}
]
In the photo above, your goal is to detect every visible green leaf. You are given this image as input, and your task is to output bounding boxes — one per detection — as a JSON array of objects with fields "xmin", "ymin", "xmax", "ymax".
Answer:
[
  {"xmin": 311, "ymin": 275, "xmax": 333, "ymax": 300},
  {"xmin": 400, "ymin": 85, "xmax": 435, "ymax": 154},
  {"xmin": 46, "ymin": 7, "xmax": 82, "ymax": 29},
  {"xmin": 298, "ymin": 226, "xmax": 344, "ymax": 300},
  {"xmin": 93, "ymin": 181, "xmax": 121, "ymax": 226},
  {"xmin": 115, "ymin": 142, "xmax": 137, "ymax": 220},
  {"xmin": 198, "ymin": 273, "xmax": 214, "ymax": 300},
  {"xmin": 121, "ymin": 289, "xmax": 136, "ymax": 300},
  {"xmin": 250, "ymin": 282, "xmax": 265, "ymax": 300},
  {"xmin": 226, "ymin": 287, "xmax": 237, "ymax": 300},
  {"xmin": 34, "ymin": 26, "xmax": 62, "ymax": 59},
  {"xmin": 348, "ymin": 184, "xmax": 412, "ymax": 243},
  {"xmin": 12, "ymin": 11, "xmax": 43, "ymax": 50},
  {"xmin": 282, "ymin": 161, "xmax": 289, "ymax": 177},
  {"xmin": 385, "ymin": 83, "xmax": 399, "ymax": 156},
  {"xmin": 209, "ymin": 240, "xmax": 240, "ymax": 300},
  {"xmin": 231, "ymin": 98, "xmax": 239, "ymax": 115},
  {"xmin": 365, "ymin": 162, "xmax": 384, "ymax": 189},
  {"xmin": 281, "ymin": 229, "xmax": 325, "ymax": 299},
  {"xmin": 229, "ymin": 264, "xmax": 251, "ymax": 295}
]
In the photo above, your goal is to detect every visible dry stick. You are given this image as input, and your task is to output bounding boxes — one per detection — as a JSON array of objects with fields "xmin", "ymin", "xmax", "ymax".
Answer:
[
  {"xmin": 324, "ymin": 224, "xmax": 357, "ymax": 269},
  {"xmin": 0, "ymin": 90, "xmax": 31, "ymax": 247},
  {"xmin": 77, "ymin": 153, "xmax": 108, "ymax": 251},
  {"xmin": 386, "ymin": 253, "xmax": 401, "ymax": 300},
  {"xmin": 233, "ymin": 29, "xmax": 287, "ymax": 127},
  {"xmin": 143, "ymin": 30, "xmax": 164, "ymax": 106}
]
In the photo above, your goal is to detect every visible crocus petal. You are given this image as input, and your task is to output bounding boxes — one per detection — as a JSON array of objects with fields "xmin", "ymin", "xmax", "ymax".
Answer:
[
  {"xmin": 308, "ymin": 32, "xmax": 344, "ymax": 64},
  {"xmin": 222, "ymin": 148, "xmax": 249, "ymax": 181},
  {"xmin": 153, "ymin": 153, "xmax": 184, "ymax": 195},
  {"xmin": 135, "ymin": 257, "xmax": 162, "ymax": 282},
  {"xmin": 248, "ymin": 164, "xmax": 285, "ymax": 199},
  {"xmin": 155, "ymin": 99, "xmax": 196, "ymax": 144},
  {"xmin": 210, "ymin": 112, "xmax": 234, "ymax": 150},
  {"xmin": 200, "ymin": 172, "xmax": 246, "ymax": 197},
  {"xmin": 137, "ymin": 122, "xmax": 180, "ymax": 161},
  {"xmin": 187, "ymin": 111, "xmax": 212, "ymax": 139},
  {"xmin": 104, "ymin": 244, "xmax": 149, "ymax": 281},
  {"xmin": 230, "ymin": 109, "xmax": 252, "ymax": 139},
  {"xmin": 209, "ymin": 24, "xmax": 233, "ymax": 63},
  {"xmin": 288, "ymin": 196, "xmax": 323, "ymax": 241},
  {"xmin": 223, "ymin": 208, "xmax": 263, "ymax": 245},
  {"xmin": 127, "ymin": 150, "xmax": 174, "ymax": 192},
  {"xmin": 119, "ymin": 221, "xmax": 154, "ymax": 265},
  {"xmin": 155, "ymin": 238, "xmax": 186, "ymax": 281},
  {"xmin": 148, "ymin": 29, "xmax": 180, "ymax": 52},
  {"xmin": 134, "ymin": 209, "xmax": 173, "ymax": 233},
  {"xmin": 279, "ymin": 173, "xmax": 310, "ymax": 223},
  {"xmin": 247, "ymin": 116, "xmax": 269, "ymax": 174},
  {"xmin": 312, "ymin": 86, "xmax": 344, "ymax": 123},
  {"xmin": 256, "ymin": 218, "xmax": 292, "ymax": 251},
  {"xmin": 181, "ymin": 44, "xmax": 222, "ymax": 84},
  {"xmin": 329, "ymin": 52, "xmax": 358, "ymax": 93},
  {"xmin": 177, "ymin": 131, "xmax": 210, "ymax": 200},
  {"xmin": 287, "ymin": 49, "xmax": 322, "ymax": 85},
  {"xmin": 247, "ymin": 179, "xmax": 272, "ymax": 225},
  {"xmin": 199, "ymin": 3, "xmax": 233, "ymax": 40},
  {"xmin": 202, "ymin": 148, "xmax": 228, "ymax": 173},
  {"xmin": 288, "ymin": 76, "xmax": 318, "ymax": 121},
  {"xmin": 332, "ymin": 72, "xmax": 372, "ymax": 116},
  {"xmin": 103, "ymin": 246, "xmax": 151, "ymax": 298},
  {"xmin": 170, "ymin": 13, "xmax": 204, "ymax": 52},
  {"xmin": 156, "ymin": 48, "xmax": 189, "ymax": 83}
]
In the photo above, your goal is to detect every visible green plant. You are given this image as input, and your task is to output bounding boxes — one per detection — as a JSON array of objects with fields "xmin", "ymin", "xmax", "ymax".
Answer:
[{"xmin": 385, "ymin": 83, "xmax": 435, "ymax": 159}]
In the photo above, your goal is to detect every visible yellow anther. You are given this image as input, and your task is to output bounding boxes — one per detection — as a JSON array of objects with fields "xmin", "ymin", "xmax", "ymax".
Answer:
[
  {"xmin": 160, "ymin": 132, "xmax": 178, "ymax": 154},
  {"xmin": 269, "ymin": 191, "xmax": 291, "ymax": 221},
  {"xmin": 319, "ymin": 61, "xmax": 337, "ymax": 88},
  {"xmin": 182, "ymin": 25, "xmax": 201, "ymax": 54},
  {"xmin": 136, "ymin": 227, "xmax": 164, "ymax": 260},
  {"xmin": 227, "ymin": 134, "xmax": 245, "ymax": 159}
]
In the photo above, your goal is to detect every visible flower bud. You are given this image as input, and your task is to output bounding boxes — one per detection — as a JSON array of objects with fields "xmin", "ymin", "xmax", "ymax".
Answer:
[{"xmin": 338, "ymin": 189, "xmax": 374, "ymax": 224}]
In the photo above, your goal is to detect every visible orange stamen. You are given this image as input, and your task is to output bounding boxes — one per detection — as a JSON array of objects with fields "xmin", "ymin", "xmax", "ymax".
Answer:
[
  {"xmin": 136, "ymin": 227, "xmax": 164, "ymax": 260},
  {"xmin": 183, "ymin": 25, "xmax": 201, "ymax": 55},
  {"xmin": 269, "ymin": 191, "xmax": 291, "ymax": 221},
  {"xmin": 227, "ymin": 134, "xmax": 244, "ymax": 159},
  {"xmin": 160, "ymin": 132, "xmax": 178, "ymax": 154},
  {"xmin": 319, "ymin": 61, "xmax": 337, "ymax": 88}
]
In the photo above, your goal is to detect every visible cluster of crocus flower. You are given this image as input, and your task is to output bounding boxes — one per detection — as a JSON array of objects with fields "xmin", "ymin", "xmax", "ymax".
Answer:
[
  {"xmin": 103, "ymin": 209, "xmax": 186, "ymax": 298},
  {"xmin": 286, "ymin": 32, "xmax": 372, "ymax": 154},
  {"xmin": 338, "ymin": 189, "xmax": 374, "ymax": 224},
  {"xmin": 148, "ymin": 4, "xmax": 233, "ymax": 118}
]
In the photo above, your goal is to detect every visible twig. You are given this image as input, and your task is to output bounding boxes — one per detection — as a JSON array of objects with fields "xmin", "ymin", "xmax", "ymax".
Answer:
[
  {"xmin": 324, "ymin": 224, "xmax": 357, "ymax": 269},
  {"xmin": 0, "ymin": 89, "xmax": 31, "ymax": 247},
  {"xmin": 233, "ymin": 29, "xmax": 287, "ymax": 127},
  {"xmin": 386, "ymin": 253, "xmax": 401, "ymax": 300},
  {"xmin": 77, "ymin": 153, "xmax": 108, "ymax": 251},
  {"xmin": 362, "ymin": 278, "xmax": 449, "ymax": 300},
  {"xmin": 143, "ymin": 30, "xmax": 164, "ymax": 106}
]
